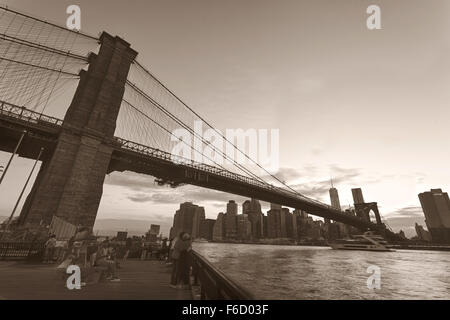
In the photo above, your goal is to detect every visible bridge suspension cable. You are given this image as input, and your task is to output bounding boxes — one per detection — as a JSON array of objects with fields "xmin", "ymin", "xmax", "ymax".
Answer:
[
  {"xmin": 0, "ymin": 6, "xmax": 98, "ymax": 117},
  {"xmin": 118, "ymin": 59, "xmax": 311, "ymax": 199},
  {"xmin": 0, "ymin": 6, "xmax": 99, "ymax": 47},
  {"xmin": 121, "ymin": 81, "xmax": 272, "ymax": 185},
  {"xmin": 0, "ymin": 6, "xmax": 308, "ymax": 200},
  {"xmin": 121, "ymin": 97, "xmax": 233, "ymax": 176},
  {"xmin": 122, "ymin": 80, "xmax": 269, "ymax": 185}
]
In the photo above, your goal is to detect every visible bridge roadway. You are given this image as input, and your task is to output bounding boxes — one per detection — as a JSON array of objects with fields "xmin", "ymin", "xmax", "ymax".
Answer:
[{"xmin": 0, "ymin": 100, "xmax": 386, "ymax": 233}]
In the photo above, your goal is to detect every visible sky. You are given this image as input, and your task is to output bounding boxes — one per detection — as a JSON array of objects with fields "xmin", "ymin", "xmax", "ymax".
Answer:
[{"xmin": 0, "ymin": 0, "xmax": 449, "ymax": 237}]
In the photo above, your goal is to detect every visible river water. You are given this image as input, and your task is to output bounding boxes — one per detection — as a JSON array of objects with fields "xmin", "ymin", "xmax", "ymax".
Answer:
[{"xmin": 193, "ymin": 242, "xmax": 450, "ymax": 299}]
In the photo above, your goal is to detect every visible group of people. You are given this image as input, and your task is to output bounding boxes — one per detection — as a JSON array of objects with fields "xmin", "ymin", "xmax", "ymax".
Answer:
[
  {"xmin": 43, "ymin": 234, "xmax": 57, "ymax": 263},
  {"xmin": 169, "ymin": 232, "xmax": 192, "ymax": 290},
  {"xmin": 46, "ymin": 228, "xmax": 121, "ymax": 283},
  {"xmin": 45, "ymin": 228, "xmax": 195, "ymax": 287},
  {"xmin": 139, "ymin": 239, "xmax": 168, "ymax": 261},
  {"xmin": 94, "ymin": 240, "xmax": 120, "ymax": 281}
]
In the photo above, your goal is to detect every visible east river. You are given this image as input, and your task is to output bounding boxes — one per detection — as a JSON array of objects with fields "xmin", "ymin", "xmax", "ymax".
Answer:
[{"xmin": 193, "ymin": 242, "xmax": 450, "ymax": 299}]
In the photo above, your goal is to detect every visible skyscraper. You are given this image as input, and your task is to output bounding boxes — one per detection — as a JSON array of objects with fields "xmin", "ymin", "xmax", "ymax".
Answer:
[
  {"xmin": 280, "ymin": 208, "xmax": 289, "ymax": 238},
  {"xmin": 171, "ymin": 202, "xmax": 205, "ymax": 239},
  {"xmin": 282, "ymin": 208, "xmax": 293, "ymax": 238},
  {"xmin": 329, "ymin": 180, "xmax": 341, "ymax": 210},
  {"xmin": 236, "ymin": 214, "xmax": 252, "ymax": 240},
  {"xmin": 226, "ymin": 200, "xmax": 238, "ymax": 215},
  {"xmin": 418, "ymin": 189, "xmax": 450, "ymax": 243},
  {"xmin": 243, "ymin": 198, "xmax": 263, "ymax": 239},
  {"xmin": 351, "ymin": 188, "xmax": 365, "ymax": 205},
  {"xmin": 414, "ymin": 223, "xmax": 432, "ymax": 242},
  {"xmin": 213, "ymin": 212, "xmax": 226, "ymax": 241},
  {"xmin": 243, "ymin": 198, "xmax": 262, "ymax": 214},
  {"xmin": 329, "ymin": 182, "xmax": 349, "ymax": 238},
  {"xmin": 267, "ymin": 207, "xmax": 280, "ymax": 238},
  {"xmin": 200, "ymin": 219, "xmax": 216, "ymax": 240},
  {"xmin": 292, "ymin": 210, "xmax": 299, "ymax": 240},
  {"xmin": 225, "ymin": 200, "xmax": 238, "ymax": 239}
]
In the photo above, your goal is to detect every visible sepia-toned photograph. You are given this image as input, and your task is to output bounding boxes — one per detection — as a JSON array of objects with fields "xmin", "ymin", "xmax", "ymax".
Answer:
[{"xmin": 0, "ymin": 0, "xmax": 449, "ymax": 311}]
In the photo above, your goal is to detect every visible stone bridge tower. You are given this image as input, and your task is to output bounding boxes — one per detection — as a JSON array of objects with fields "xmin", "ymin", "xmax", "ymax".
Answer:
[{"xmin": 18, "ymin": 32, "xmax": 137, "ymax": 229}]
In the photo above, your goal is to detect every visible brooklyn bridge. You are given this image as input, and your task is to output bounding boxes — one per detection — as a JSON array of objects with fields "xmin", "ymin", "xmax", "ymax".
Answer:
[{"xmin": 0, "ymin": 7, "xmax": 395, "ymax": 238}]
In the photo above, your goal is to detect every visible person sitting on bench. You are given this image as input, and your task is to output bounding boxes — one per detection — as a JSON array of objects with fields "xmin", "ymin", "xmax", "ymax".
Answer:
[{"xmin": 95, "ymin": 240, "xmax": 120, "ymax": 282}]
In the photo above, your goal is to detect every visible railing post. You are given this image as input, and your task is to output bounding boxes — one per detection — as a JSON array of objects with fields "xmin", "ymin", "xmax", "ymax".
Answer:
[
  {"xmin": 200, "ymin": 285, "xmax": 206, "ymax": 300},
  {"xmin": 192, "ymin": 258, "xmax": 199, "ymax": 286},
  {"xmin": 3, "ymin": 243, "xmax": 10, "ymax": 260},
  {"xmin": 27, "ymin": 241, "xmax": 35, "ymax": 259}
]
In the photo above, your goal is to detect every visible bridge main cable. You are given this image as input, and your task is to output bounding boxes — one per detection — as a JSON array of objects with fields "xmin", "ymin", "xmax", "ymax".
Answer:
[
  {"xmin": 0, "ymin": 5, "xmax": 99, "ymax": 41},
  {"xmin": 132, "ymin": 60, "xmax": 312, "ymax": 198},
  {"xmin": 0, "ymin": 34, "xmax": 89, "ymax": 61},
  {"xmin": 124, "ymin": 80, "xmax": 271, "ymax": 186}
]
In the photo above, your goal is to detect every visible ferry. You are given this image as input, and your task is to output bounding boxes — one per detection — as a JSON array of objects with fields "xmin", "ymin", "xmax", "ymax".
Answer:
[{"xmin": 329, "ymin": 231, "xmax": 394, "ymax": 252}]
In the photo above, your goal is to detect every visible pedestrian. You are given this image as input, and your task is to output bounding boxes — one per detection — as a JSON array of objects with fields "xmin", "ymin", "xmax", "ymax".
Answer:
[
  {"xmin": 169, "ymin": 232, "xmax": 182, "ymax": 288},
  {"xmin": 160, "ymin": 238, "xmax": 168, "ymax": 261},
  {"xmin": 123, "ymin": 237, "xmax": 132, "ymax": 260},
  {"xmin": 172, "ymin": 232, "xmax": 192, "ymax": 289},
  {"xmin": 73, "ymin": 227, "xmax": 91, "ymax": 267},
  {"xmin": 43, "ymin": 234, "xmax": 57, "ymax": 264},
  {"xmin": 56, "ymin": 239, "xmax": 68, "ymax": 262},
  {"xmin": 96, "ymin": 240, "xmax": 120, "ymax": 282},
  {"xmin": 140, "ymin": 240, "xmax": 147, "ymax": 260},
  {"xmin": 168, "ymin": 235, "xmax": 177, "ymax": 264}
]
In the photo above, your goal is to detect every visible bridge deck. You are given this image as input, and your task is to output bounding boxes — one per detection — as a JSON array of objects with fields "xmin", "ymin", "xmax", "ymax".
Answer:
[
  {"xmin": 0, "ymin": 260, "xmax": 192, "ymax": 300},
  {"xmin": 0, "ymin": 100, "xmax": 394, "ymax": 234}
]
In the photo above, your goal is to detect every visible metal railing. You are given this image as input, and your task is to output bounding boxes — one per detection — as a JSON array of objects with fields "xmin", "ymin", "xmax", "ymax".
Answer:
[
  {"xmin": 0, "ymin": 100, "xmax": 63, "ymax": 127},
  {"xmin": 190, "ymin": 250, "xmax": 254, "ymax": 300},
  {"xmin": 0, "ymin": 241, "xmax": 44, "ymax": 260}
]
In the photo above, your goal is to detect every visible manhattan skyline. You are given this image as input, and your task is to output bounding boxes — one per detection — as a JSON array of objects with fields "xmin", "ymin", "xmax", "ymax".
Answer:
[{"xmin": 0, "ymin": 0, "xmax": 449, "ymax": 238}]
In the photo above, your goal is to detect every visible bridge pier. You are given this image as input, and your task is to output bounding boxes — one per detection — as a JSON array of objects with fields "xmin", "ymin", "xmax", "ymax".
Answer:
[
  {"xmin": 19, "ymin": 32, "xmax": 137, "ymax": 229},
  {"xmin": 354, "ymin": 202, "xmax": 382, "ymax": 225}
]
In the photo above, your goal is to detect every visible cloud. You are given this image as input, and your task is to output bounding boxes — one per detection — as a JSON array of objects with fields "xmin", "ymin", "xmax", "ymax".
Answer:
[
  {"xmin": 127, "ymin": 194, "xmax": 155, "ymax": 203},
  {"xmin": 124, "ymin": 183, "xmax": 248, "ymax": 209},
  {"xmin": 267, "ymin": 167, "xmax": 306, "ymax": 183},
  {"xmin": 386, "ymin": 206, "xmax": 424, "ymax": 218},
  {"xmin": 105, "ymin": 172, "xmax": 158, "ymax": 191},
  {"xmin": 105, "ymin": 165, "xmax": 365, "ymax": 209},
  {"xmin": 383, "ymin": 206, "xmax": 426, "ymax": 238},
  {"xmin": 267, "ymin": 165, "xmax": 363, "ymax": 199},
  {"xmin": 102, "ymin": 167, "xmax": 426, "ymax": 237}
]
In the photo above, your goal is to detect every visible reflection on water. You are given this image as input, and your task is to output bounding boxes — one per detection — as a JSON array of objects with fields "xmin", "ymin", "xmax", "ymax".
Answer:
[{"xmin": 194, "ymin": 243, "xmax": 450, "ymax": 299}]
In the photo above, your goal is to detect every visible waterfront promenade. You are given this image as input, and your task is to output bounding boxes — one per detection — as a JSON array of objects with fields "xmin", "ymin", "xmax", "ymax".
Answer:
[{"xmin": 0, "ymin": 260, "xmax": 192, "ymax": 300}]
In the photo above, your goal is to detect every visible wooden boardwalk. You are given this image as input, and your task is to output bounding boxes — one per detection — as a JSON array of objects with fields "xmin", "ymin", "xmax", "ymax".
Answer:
[{"xmin": 0, "ymin": 260, "xmax": 192, "ymax": 300}]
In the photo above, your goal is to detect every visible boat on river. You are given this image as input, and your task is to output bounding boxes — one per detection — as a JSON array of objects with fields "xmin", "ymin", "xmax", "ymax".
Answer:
[{"xmin": 329, "ymin": 231, "xmax": 394, "ymax": 252}]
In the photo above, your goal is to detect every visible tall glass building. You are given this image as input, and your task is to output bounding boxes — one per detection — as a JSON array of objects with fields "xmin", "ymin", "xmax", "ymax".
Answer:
[{"xmin": 418, "ymin": 189, "xmax": 450, "ymax": 243}]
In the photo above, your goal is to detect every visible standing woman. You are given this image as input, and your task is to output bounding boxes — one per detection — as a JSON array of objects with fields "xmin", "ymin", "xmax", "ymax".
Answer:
[
  {"xmin": 169, "ymin": 232, "xmax": 182, "ymax": 288},
  {"xmin": 175, "ymin": 233, "xmax": 192, "ymax": 289},
  {"xmin": 43, "ymin": 234, "xmax": 57, "ymax": 263}
]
